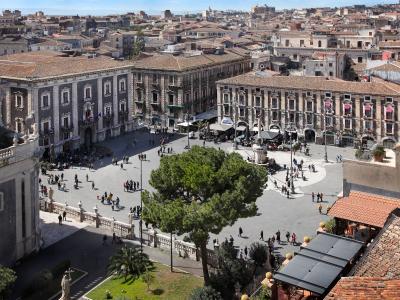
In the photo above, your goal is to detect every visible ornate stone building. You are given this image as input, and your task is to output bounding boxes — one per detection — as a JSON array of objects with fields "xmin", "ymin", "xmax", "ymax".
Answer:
[
  {"xmin": 0, "ymin": 132, "xmax": 40, "ymax": 266},
  {"xmin": 131, "ymin": 49, "xmax": 251, "ymax": 127},
  {"xmin": 0, "ymin": 51, "xmax": 135, "ymax": 154},
  {"xmin": 217, "ymin": 73, "xmax": 400, "ymax": 147}
]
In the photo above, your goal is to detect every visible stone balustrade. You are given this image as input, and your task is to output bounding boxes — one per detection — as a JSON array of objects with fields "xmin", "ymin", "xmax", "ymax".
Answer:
[{"xmin": 41, "ymin": 198, "xmax": 218, "ymax": 264}]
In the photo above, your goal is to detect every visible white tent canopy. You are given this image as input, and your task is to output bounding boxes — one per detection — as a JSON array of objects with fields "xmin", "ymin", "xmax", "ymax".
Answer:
[{"xmin": 177, "ymin": 121, "xmax": 193, "ymax": 127}]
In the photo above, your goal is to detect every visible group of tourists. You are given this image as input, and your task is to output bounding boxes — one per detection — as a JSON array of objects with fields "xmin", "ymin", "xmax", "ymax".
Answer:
[
  {"xmin": 98, "ymin": 191, "xmax": 121, "ymax": 211},
  {"xmin": 123, "ymin": 180, "xmax": 140, "ymax": 192}
]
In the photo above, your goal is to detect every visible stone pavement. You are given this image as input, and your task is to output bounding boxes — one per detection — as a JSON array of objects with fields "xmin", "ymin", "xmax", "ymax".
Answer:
[
  {"xmin": 12, "ymin": 226, "xmax": 203, "ymax": 300},
  {"xmin": 40, "ymin": 129, "xmax": 355, "ymax": 259},
  {"xmin": 39, "ymin": 211, "xmax": 88, "ymax": 248}
]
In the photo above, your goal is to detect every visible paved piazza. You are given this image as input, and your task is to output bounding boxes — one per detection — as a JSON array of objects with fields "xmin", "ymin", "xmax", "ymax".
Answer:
[{"xmin": 42, "ymin": 129, "xmax": 356, "ymax": 255}]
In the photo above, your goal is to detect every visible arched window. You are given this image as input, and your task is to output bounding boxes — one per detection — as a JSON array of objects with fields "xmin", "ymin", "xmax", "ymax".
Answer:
[
  {"xmin": 104, "ymin": 81, "xmax": 111, "ymax": 96},
  {"xmin": 318, "ymin": 40, "xmax": 322, "ymax": 48}
]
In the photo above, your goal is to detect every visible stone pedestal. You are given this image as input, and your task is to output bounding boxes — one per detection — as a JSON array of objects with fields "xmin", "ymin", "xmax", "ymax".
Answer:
[{"xmin": 252, "ymin": 144, "xmax": 266, "ymax": 164}]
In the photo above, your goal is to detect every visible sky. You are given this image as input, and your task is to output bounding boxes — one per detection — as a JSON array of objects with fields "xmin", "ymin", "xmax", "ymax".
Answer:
[{"xmin": 0, "ymin": 0, "xmax": 396, "ymax": 15}]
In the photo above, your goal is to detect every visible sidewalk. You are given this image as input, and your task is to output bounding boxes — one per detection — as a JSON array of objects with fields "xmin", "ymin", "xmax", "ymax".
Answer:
[{"xmin": 11, "ymin": 226, "xmax": 203, "ymax": 300}]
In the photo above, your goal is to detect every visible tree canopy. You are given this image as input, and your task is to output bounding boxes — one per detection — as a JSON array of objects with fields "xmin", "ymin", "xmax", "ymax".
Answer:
[{"xmin": 142, "ymin": 146, "xmax": 267, "ymax": 284}]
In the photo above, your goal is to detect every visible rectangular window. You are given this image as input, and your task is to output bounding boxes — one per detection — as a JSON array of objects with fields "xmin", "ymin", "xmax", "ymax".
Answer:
[
  {"xmin": 325, "ymin": 92, "xmax": 332, "ymax": 98},
  {"xmin": 105, "ymin": 106, "xmax": 112, "ymax": 116},
  {"xmin": 325, "ymin": 116, "xmax": 332, "ymax": 127},
  {"xmin": 364, "ymin": 120, "xmax": 373, "ymax": 130},
  {"xmin": 63, "ymin": 116, "xmax": 69, "ymax": 128},
  {"xmin": 223, "ymin": 94, "xmax": 229, "ymax": 104},
  {"xmin": 85, "ymin": 87, "xmax": 91, "ymax": 99},
  {"xmin": 16, "ymin": 120, "xmax": 22, "ymax": 133},
  {"xmin": 120, "ymin": 80, "xmax": 126, "ymax": 92},
  {"xmin": 272, "ymin": 111, "xmax": 278, "ymax": 121},
  {"xmin": 255, "ymin": 97, "xmax": 261, "ymax": 107},
  {"xmin": 152, "ymin": 93, "xmax": 158, "ymax": 103},
  {"xmin": 168, "ymin": 94, "xmax": 174, "ymax": 105},
  {"xmin": 289, "ymin": 99, "xmax": 295, "ymax": 110},
  {"xmin": 42, "ymin": 94, "xmax": 49, "ymax": 108},
  {"xmin": 364, "ymin": 104, "xmax": 372, "ymax": 118},
  {"xmin": 239, "ymin": 95, "xmax": 245, "ymax": 106},
  {"xmin": 120, "ymin": 102, "xmax": 126, "ymax": 112},
  {"xmin": 344, "ymin": 94, "xmax": 351, "ymax": 101},
  {"xmin": 344, "ymin": 119, "xmax": 352, "ymax": 129},
  {"xmin": 43, "ymin": 121, "xmax": 50, "ymax": 134},
  {"xmin": 306, "ymin": 101, "xmax": 313, "ymax": 112},
  {"xmin": 386, "ymin": 123, "xmax": 394, "ymax": 134},
  {"xmin": 104, "ymin": 83, "xmax": 111, "ymax": 95},
  {"xmin": 62, "ymin": 91, "xmax": 69, "ymax": 104},
  {"xmin": 137, "ymin": 73, "xmax": 142, "ymax": 82},
  {"xmin": 15, "ymin": 94, "xmax": 23, "ymax": 108},
  {"xmin": 271, "ymin": 98, "xmax": 278, "ymax": 109}
]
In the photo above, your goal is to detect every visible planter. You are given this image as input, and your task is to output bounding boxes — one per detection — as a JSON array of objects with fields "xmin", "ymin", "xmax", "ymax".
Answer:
[{"xmin": 373, "ymin": 153, "xmax": 384, "ymax": 162}]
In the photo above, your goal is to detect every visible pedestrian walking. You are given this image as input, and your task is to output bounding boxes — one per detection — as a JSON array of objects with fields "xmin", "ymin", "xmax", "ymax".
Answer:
[
  {"xmin": 291, "ymin": 232, "xmax": 297, "ymax": 245},
  {"xmin": 286, "ymin": 231, "xmax": 290, "ymax": 243},
  {"xmin": 86, "ymin": 174, "xmax": 89, "ymax": 182},
  {"xmin": 92, "ymin": 182, "xmax": 95, "ymax": 190},
  {"xmin": 319, "ymin": 203, "xmax": 323, "ymax": 214},
  {"xmin": 102, "ymin": 235, "xmax": 107, "ymax": 245},
  {"xmin": 112, "ymin": 232, "xmax": 116, "ymax": 244},
  {"xmin": 62, "ymin": 211, "xmax": 67, "ymax": 221},
  {"xmin": 320, "ymin": 193, "xmax": 324, "ymax": 202},
  {"xmin": 276, "ymin": 230, "xmax": 281, "ymax": 244},
  {"xmin": 312, "ymin": 192, "xmax": 315, "ymax": 202},
  {"xmin": 260, "ymin": 230, "xmax": 264, "ymax": 241},
  {"xmin": 58, "ymin": 214, "xmax": 62, "ymax": 225},
  {"xmin": 244, "ymin": 246, "xmax": 248, "ymax": 257},
  {"xmin": 238, "ymin": 227, "xmax": 243, "ymax": 237}
]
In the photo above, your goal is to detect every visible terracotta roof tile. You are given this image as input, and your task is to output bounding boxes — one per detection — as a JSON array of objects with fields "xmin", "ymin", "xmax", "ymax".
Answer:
[
  {"xmin": 131, "ymin": 49, "xmax": 249, "ymax": 71},
  {"xmin": 217, "ymin": 74, "xmax": 400, "ymax": 96},
  {"xmin": 352, "ymin": 214, "xmax": 400, "ymax": 279},
  {"xmin": 325, "ymin": 277, "xmax": 400, "ymax": 300},
  {"xmin": 0, "ymin": 51, "xmax": 134, "ymax": 80},
  {"xmin": 328, "ymin": 191, "xmax": 400, "ymax": 228}
]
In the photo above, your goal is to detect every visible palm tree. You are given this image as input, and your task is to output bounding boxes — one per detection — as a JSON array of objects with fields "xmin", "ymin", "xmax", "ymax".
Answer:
[{"xmin": 108, "ymin": 246, "xmax": 153, "ymax": 281}]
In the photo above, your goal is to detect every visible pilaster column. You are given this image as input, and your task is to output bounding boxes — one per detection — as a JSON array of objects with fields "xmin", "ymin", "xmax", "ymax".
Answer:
[
  {"xmin": 127, "ymin": 73, "xmax": 133, "ymax": 122},
  {"xmin": 247, "ymin": 89, "xmax": 253, "ymax": 127},
  {"xmin": 33, "ymin": 87, "xmax": 39, "ymax": 126},
  {"xmin": 376, "ymin": 97, "xmax": 382, "ymax": 140},
  {"xmin": 72, "ymin": 82, "xmax": 79, "ymax": 138},
  {"xmin": 217, "ymin": 86, "xmax": 222, "ymax": 123},
  {"xmin": 232, "ymin": 88, "xmax": 237, "ymax": 122},
  {"xmin": 27, "ymin": 88, "xmax": 32, "ymax": 116},
  {"xmin": 97, "ymin": 78, "xmax": 103, "ymax": 130},
  {"xmin": 298, "ymin": 92, "xmax": 304, "ymax": 129},
  {"xmin": 280, "ymin": 91, "xmax": 286, "ymax": 129},
  {"xmin": 113, "ymin": 75, "xmax": 118, "ymax": 127},
  {"xmin": 6, "ymin": 87, "xmax": 11, "ymax": 126},
  {"xmin": 335, "ymin": 93, "xmax": 341, "ymax": 132},
  {"xmin": 355, "ymin": 95, "xmax": 361, "ymax": 135},
  {"xmin": 53, "ymin": 85, "xmax": 60, "ymax": 144},
  {"xmin": 0, "ymin": 96, "xmax": 3, "ymax": 126},
  {"xmin": 264, "ymin": 90, "xmax": 269, "ymax": 127},
  {"xmin": 316, "ymin": 93, "xmax": 321, "ymax": 132}
]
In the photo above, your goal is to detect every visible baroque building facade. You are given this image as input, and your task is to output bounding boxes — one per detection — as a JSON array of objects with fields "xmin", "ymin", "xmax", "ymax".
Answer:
[
  {"xmin": 0, "ymin": 133, "xmax": 40, "ymax": 266},
  {"xmin": 131, "ymin": 49, "xmax": 251, "ymax": 126},
  {"xmin": 0, "ymin": 51, "xmax": 135, "ymax": 154},
  {"xmin": 217, "ymin": 73, "xmax": 400, "ymax": 147}
]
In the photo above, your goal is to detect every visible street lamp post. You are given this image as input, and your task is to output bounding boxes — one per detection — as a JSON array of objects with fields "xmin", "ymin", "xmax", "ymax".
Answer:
[
  {"xmin": 324, "ymin": 112, "xmax": 328, "ymax": 163},
  {"xmin": 289, "ymin": 131, "xmax": 295, "ymax": 194},
  {"xmin": 139, "ymin": 153, "xmax": 145, "ymax": 253},
  {"xmin": 232, "ymin": 97, "xmax": 238, "ymax": 150},
  {"xmin": 186, "ymin": 113, "xmax": 190, "ymax": 149}
]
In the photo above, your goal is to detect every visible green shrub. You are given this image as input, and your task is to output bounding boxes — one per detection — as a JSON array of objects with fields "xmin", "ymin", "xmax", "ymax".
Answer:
[
  {"xmin": 189, "ymin": 286, "xmax": 222, "ymax": 300},
  {"xmin": 105, "ymin": 290, "xmax": 112, "ymax": 299},
  {"xmin": 325, "ymin": 219, "xmax": 336, "ymax": 233}
]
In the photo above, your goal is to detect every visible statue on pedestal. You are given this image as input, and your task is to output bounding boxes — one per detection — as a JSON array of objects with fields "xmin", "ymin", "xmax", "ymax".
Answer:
[{"xmin": 59, "ymin": 269, "xmax": 73, "ymax": 300}]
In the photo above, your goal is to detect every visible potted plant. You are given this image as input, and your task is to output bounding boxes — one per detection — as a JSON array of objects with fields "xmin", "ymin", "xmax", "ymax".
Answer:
[{"xmin": 372, "ymin": 145, "xmax": 385, "ymax": 162}]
